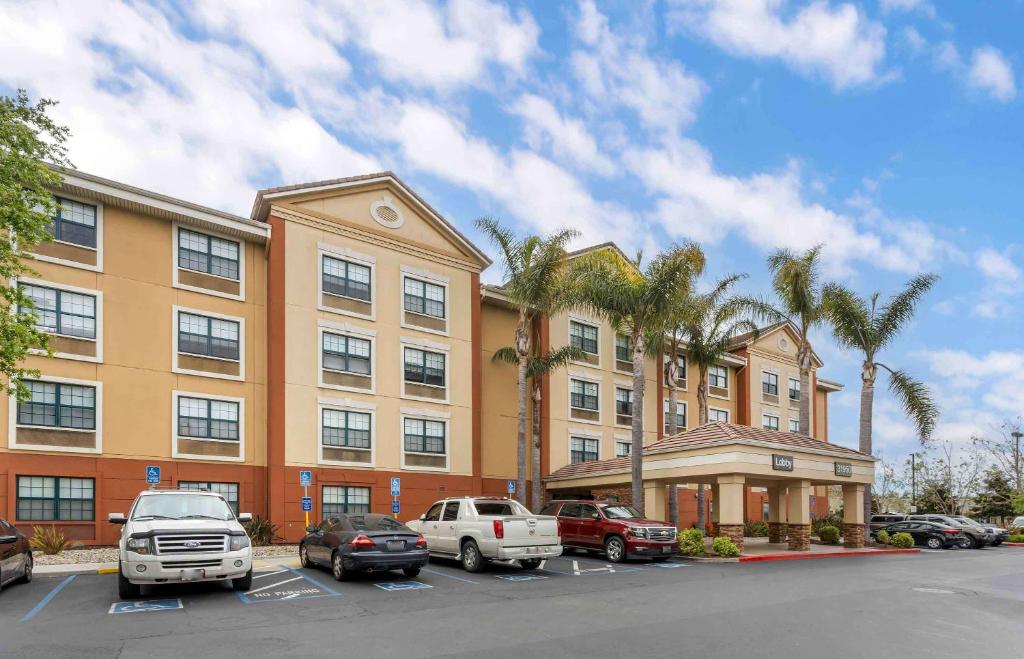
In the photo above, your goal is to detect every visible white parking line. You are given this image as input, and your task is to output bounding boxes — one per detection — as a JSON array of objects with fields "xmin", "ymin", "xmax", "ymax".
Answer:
[
  {"xmin": 253, "ymin": 570, "xmax": 289, "ymax": 580},
  {"xmin": 421, "ymin": 568, "xmax": 479, "ymax": 584},
  {"xmin": 246, "ymin": 576, "xmax": 303, "ymax": 595}
]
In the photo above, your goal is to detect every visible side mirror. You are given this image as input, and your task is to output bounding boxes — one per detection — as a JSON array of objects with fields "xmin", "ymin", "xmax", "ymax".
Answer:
[
  {"xmin": 590, "ymin": 513, "xmax": 600, "ymax": 520},
  {"xmin": 305, "ymin": 525, "xmax": 318, "ymax": 534},
  {"xmin": 237, "ymin": 513, "xmax": 253, "ymax": 524},
  {"xmin": 108, "ymin": 513, "xmax": 127, "ymax": 525},
  {"xmin": 419, "ymin": 514, "xmax": 427, "ymax": 521},
  {"xmin": 0, "ymin": 534, "xmax": 17, "ymax": 544}
]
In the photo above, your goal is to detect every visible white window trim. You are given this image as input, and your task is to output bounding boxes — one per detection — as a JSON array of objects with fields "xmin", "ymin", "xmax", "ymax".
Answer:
[
  {"xmin": 761, "ymin": 369, "xmax": 780, "ymax": 396},
  {"xmin": 614, "ymin": 386, "xmax": 633, "ymax": 428},
  {"xmin": 171, "ymin": 305, "xmax": 246, "ymax": 382},
  {"xmin": 663, "ymin": 398, "xmax": 688, "ymax": 432},
  {"xmin": 567, "ymin": 315, "xmax": 601, "ymax": 368},
  {"xmin": 614, "ymin": 435, "xmax": 632, "ymax": 458},
  {"xmin": 788, "ymin": 418, "xmax": 801, "ymax": 433},
  {"xmin": 613, "ymin": 333, "xmax": 634, "ymax": 375},
  {"xmin": 318, "ymin": 401, "xmax": 376, "ymax": 468},
  {"xmin": 709, "ymin": 406, "xmax": 730, "ymax": 423},
  {"xmin": 171, "ymin": 390, "xmax": 245, "ymax": 463},
  {"xmin": 788, "ymin": 376, "xmax": 801, "ymax": 401},
  {"xmin": 400, "ymin": 339, "xmax": 450, "ymax": 405},
  {"xmin": 399, "ymin": 267, "xmax": 450, "ymax": 337},
  {"xmin": 762, "ymin": 412, "xmax": 781, "ymax": 431},
  {"xmin": 567, "ymin": 374, "xmax": 602, "ymax": 426},
  {"xmin": 664, "ymin": 353, "xmax": 688, "ymax": 391},
  {"xmin": 31, "ymin": 191, "xmax": 104, "ymax": 273},
  {"xmin": 9, "ymin": 375, "xmax": 103, "ymax": 454},
  {"xmin": 568, "ymin": 433, "xmax": 601, "ymax": 465},
  {"xmin": 318, "ymin": 244, "xmax": 376, "ymax": 321},
  {"xmin": 18, "ymin": 276, "xmax": 104, "ymax": 364},
  {"xmin": 318, "ymin": 326, "xmax": 376, "ymax": 395},
  {"xmin": 400, "ymin": 412, "xmax": 450, "ymax": 472},
  {"xmin": 172, "ymin": 223, "xmax": 246, "ymax": 302},
  {"xmin": 708, "ymin": 365, "xmax": 730, "ymax": 399}
]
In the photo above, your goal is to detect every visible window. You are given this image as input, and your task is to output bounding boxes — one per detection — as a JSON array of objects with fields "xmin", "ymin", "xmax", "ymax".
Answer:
[
  {"xmin": 615, "ymin": 440, "xmax": 631, "ymax": 457},
  {"xmin": 615, "ymin": 388, "xmax": 632, "ymax": 417},
  {"xmin": 404, "ymin": 277, "xmax": 445, "ymax": 318},
  {"xmin": 403, "ymin": 347, "xmax": 446, "ymax": 387},
  {"xmin": 570, "ymin": 321, "xmax": 598, "ymax": 355},
  {"xmin": 178, "ymin": 396, "xmax": 239, "ymax": 440},
  {"xmin": 615, "ymin": 334, "xmax": 631, "ymax": 362},
  {"xmin": 709, "ymin": 408, "xmax": 729, "ymax": 423},
  {"xmin": 49, "ymin": 197, "xmax": 97, "ymax": 248},
  {"xmin": 558, "ymin": 503, "xmax": 581, "ymax": 518},
  {"xmin": 322, "ymin": 255, "xmax": 371, "ymax": 301},
  {"xmin": 570, "ymin": 436, "xmax": 599, "ymax": 464},
  {"xmin": 178, "ymin": 228, "xmax": 239, "ymax": 280},
  {"xmin": 788, "ymin": 419, "xmax": 800, "ymax": 433},
  {"xmin": 178, "ymin": 481, "xmax": 240, "ymax": 515},
  {"xmin": 709, "ymin": 365, "xmax": 728, "ymax": 389},
  {"xmin": 16, "ymin": 476, "xmax": 94, "ymax": 521},
  {"xmin": 404, "ymin": 418, "xmax": 446, "ymax": 454},
  {"xmin": 442, "ymin": 501, "xmax": 460, "ymax": 521},
  {"xmin": 762, "ymin": 414, "xmax": 780, "ymax": 431},
  {"xmin": 19, "ymin": 284, "xmax": 96, "ymax": 339},
  {"xmin": 17, "ymin": 380, "xmax": 95, "ymax": 429},
  {"xmin": 322, "ymin": 409, "xmax": 371, "ymax": 449},
  {"xmin": 423, "ymin": 502, "xmax": 443, "ymax": 521},
  {"xmin": 789, "ymin": 378, "xmax": 800, "ymax": 401},
  {"xmin": 664, "ymin": 399, "xmax": 686, "ymax": 432},
  {"xmin": 762, "ymin": 371, "xmax": 779, "ymax": 396},
  {"xmin": 665, "ymin": 355, "xmax": 686, "ymax": 386},
  {"xmin": 178, "ymin": 312, "xmax": 240, "ymax": 360},
  {"xmin": 570, "ymin": 379, "xmax": 599, "ymax": 411},
  {"xmin": 322, "ymin": 333, "xmax": 371, "ymax": 375},
  {"xmin": 323, "ymin": 486, "xmax": 370, "ymax": 515}
]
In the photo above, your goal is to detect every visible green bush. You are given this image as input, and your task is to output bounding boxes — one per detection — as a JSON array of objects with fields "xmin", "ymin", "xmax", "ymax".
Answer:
[
  {"xmin": 811, "ymin": 512, "xmax": 843, "ymax": 536},
  {"xmin": 712, "ymin": 536, "xmax": 740, "ymax": 558},
  {"xmin": 875, "ymin": 530, "xmax": 890, "ymax": 545},
  {"xmin": 744, "ymin": 520, "xmax": 769, "ymax": 537},
  {"xmin": 1008, "ymin": 534, "xmax": 1024, "ymax": 543},
  {"xmin": 890, "ymin": 532, "xmax": 915, "ymax": 549},
  {"xmin": 30, "ymin": 525, "xmax": 82, "ymax": 555},
  {"xmin": 818, "ymin": 525, "xmax": 841, "ymax": 545},
  {"xmin": 244, "ymin": 515, "xmax": 281, "ymax": 546},
  {"xmin": 678, "ymin": 528, "xmax": 704, "ymax": 556}
]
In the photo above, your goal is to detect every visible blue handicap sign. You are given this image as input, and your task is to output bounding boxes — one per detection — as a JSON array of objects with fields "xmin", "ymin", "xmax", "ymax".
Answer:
[
  {"xmin": 375, "ymin": 581, "xmax": 432, "ymax": 592},
  {"xmin": 390, "ymin": 477, "xmax": 401, "ymax": 497},
  {"xmin": 495, "ymin": 573, "xmax": 547, "ymax": 582},
  {"xmin": 391, "ymin": 500, "xmax": 400, "ymax": 514},
  {"xmin": 299, "ymin": 470, "xmax": 312, "ymax": 487},
  {"xmin": 109, "ymin": 599, "xmax": 182, "ymax": 614},
  {"xmin": 507, "ymin": 480, "xmax": 516, "ymax": 493},
  {"xmin": 145, "ymin": 466, "xmax": 161, "ymax": 485},
  {"xmin": 301, "ymin": 496, "xmax": 312, "ymax": 512}
]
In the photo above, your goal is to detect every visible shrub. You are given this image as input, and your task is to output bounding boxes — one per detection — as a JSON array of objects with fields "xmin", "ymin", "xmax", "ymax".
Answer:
[
  {"xmin": 818, "ymin": 525, "xmax": 841, "ymax": 545},
  {"xmin": 30, "ymin": 525, "xmax": 80, "ymax": 555},
  {"xmin": 890, "ymin": 532, "xmax": 915, "ymax": 549},
  {"xmin": 875, "ymin": 530, "xmax": 890, "ymax": 545},
  {"xmin": 744, "ymin": 520, "xmax": 769, "ymax": 537},
  {"xmin": 712, "ymin": 536, "xmax": 740, "ymax": 558},
  {"xmin": 678, "ymin": 528, "xmax": 704, "ymax": 556},
  {"xmin": 1008, "ymin": 534, "xmax": 1024, "ymax": 543},
  {"xmin": 244, "ymin": 515, "xmax": 281, "ymax": 546},
  {"xmin": 811, "ymin": 512, "xmax": 843, "ymax": 536}
]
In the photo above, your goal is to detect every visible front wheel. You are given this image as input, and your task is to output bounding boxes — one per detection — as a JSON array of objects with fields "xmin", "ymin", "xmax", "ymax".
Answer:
[
  {"xmin": 118, "ymin": 565, "xmax": 141, "ymax": 600},
  {"xmin": 961, "ymin": 536, "xmax": 976, "ymax": 549},
  {"xmin": 520, "ymin": 558, "xmax": 542, "ymax": 570},
  {"xmin": 331, "ymin": 551, "xmax": 349, "ymax": 581},
  {"xmin": 299, "ymin": 544, "xmax": 312, "ymax": 569},
  {"xmin": 926, "ymin": 536, "xmax": 943, "ymax": 550},
  {"xmin": 605, "ymin": 536, "xmax": 626, "ymax": 563},
  {"xmin": 403, "ymin": 567, "xmax": 421, "ymax": 578},
  {"xmin": 461, "ymin": 540, "xmax": 485, "ymax": 573},
  {"xmin": 18, "ymin": 553, "xmax": 33, "ymax": 584},
  {"xmin": 232, "ymin": 569, "xmax": 253, "ymax": 591}
]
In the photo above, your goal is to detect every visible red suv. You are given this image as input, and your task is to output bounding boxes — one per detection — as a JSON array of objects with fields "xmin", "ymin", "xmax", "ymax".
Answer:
[{"xmin": 539, "ymin": 500, "xmax": 678, "ymax": 563}]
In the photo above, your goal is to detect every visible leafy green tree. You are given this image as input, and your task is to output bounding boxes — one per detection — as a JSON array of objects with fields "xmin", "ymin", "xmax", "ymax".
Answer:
[
  {"xmin": 974, "ymin": 468, "xmax": 1016, "ymax": 520},
  {"xmin": 0, "ymin": 90, "xmax": 70, "ymax": 398}
]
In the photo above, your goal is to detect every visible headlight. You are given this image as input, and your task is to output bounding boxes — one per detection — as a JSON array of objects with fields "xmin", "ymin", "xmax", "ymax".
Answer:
[
  {"xmin": 628, "ymin": 527, "xmax": 648, "ymax": 539},
  {"xmin": 126, "ymin": 537, "xmax": 153, "ymax": 555},
  {"xmin": 230, "ymin": 535, "xmax": 251, "ymax": 551}
]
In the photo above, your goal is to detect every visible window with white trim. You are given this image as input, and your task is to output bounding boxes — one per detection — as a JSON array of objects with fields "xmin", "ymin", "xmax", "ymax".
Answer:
[
  {"xmin": 709, "ymin": 408, "xmax": 729, "ymax": 423},
  {"xmin": 569, "ymin": 321, "xmax": 599, "ymax": 356},
  {"xmin": 178, "ymin": 228, "xmax": 240, "ymax": 280},
  {"xmin": 709, "ymin": 365, "xmax": 728, "ymax": 389},
  {"xmin": 664, "ymin": 354, "xmax": 687, "ymax": 386},
  {"xmin": 570, "ymin": 379, "xmax": 599, "ymax": 411},
  {"xmin": 615, "ymin": 440, "xmax": 631, "ymax": 457},
  {"xmin": 49, "ymin": 197, "xmax": 97, "ymax": 248},
  {"xmin": 19, "ymin": 283, "xmax": 96, "ymax": 339},
  {"xmin": 403, "ymin": 347, "xmax": 445, "ymax": 387},
  {"xmin": 403, "ymin": 277, "xmax": 445, "ymax": 318},
  {"xmin": 663, "ymin": 399, "xmax": 686, "ymax": 432},
  {"xmin": 177, "ymin": 396, "xmax": 239, "ymax": 441},
  {"xmin": 323, "ymin": 486, "xmax": 370, "ymax": 515},
  {"xmin": 16, "ymin": 476, "xmax": 94, "ymax": 521},
  {"xmin": 178, "ymin": 311, "xmax": 240, "ymax": 361},
  {"xmin": 615, "ymin": 387, "xmax": 632, "ymax": 417},
  {"xmin": 788, "ymin": 418, "xmax": 800, "ymax": 433},
  {"xmin": 615, "ymin": 334, "xmax": 631, "ymax": 362},
  {"xmin": 322, "ymin": 409, "xmax": 372, "ymax": 450},
  {"xmin": 322, "ymin": 332, "xmax": 371, "ymax": 375},
  {"xmin": 322, "ymin": 255, "xmax": 371, "ymax": 301},
  {"xmin": 570, "ymin": 436, "xmax": 599, "ymax": 464},
  {"xmin": 17, "ymin": 380, "xmax": 95, "ymax": 429},
  {"xmin": 789, "ymin": 377, "xmax": 800, "ymax": 401},
  {"xmin": 178, "ymin": 481, "xmax": 240, "ymax": 515},
  {"xmin": 403, "ymin": 418, "xmax": 446, "ymax": 454},
  {"xmin": 762, "ymin": 371, "xmax": 779, "ymax": 396},
  {"xmin": 762, "ymin": 414, "xmax": 780, "ymax": 431}
]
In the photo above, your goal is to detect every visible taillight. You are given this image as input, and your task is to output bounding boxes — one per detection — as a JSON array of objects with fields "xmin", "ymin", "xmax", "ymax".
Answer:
[
  {"xmin": 493, "ymin": 520, "xmax": 504, "ymax": 539},
  {"xmin": 415, "ymin": 534, "xmax": 427, "ymax": 548},
  {"xmin": 943, "ymin": 529, "xmax": 960, "ymax": 534},
  {"xmin": 350, "ymin": 534, "xmax": 376, "ymax": 549}
]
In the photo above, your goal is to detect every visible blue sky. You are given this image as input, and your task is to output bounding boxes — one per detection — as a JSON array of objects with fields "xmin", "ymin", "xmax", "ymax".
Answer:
[{"xmin": 2, "ymin": 0, "xmax": 1022, "ymax": 465}]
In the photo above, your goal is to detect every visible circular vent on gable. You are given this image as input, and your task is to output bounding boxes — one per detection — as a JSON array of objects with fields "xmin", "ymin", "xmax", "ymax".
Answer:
[
  {"xmin": 370, "ymin": 197, "xmax": 404, "ymax": 229},
  {"xmin": 778, "ymin": 336, "xmax": 789, "ymax": 352}
]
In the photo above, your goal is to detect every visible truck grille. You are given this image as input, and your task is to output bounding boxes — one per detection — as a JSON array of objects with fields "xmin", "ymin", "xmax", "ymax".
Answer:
[
  {"xmin": 155, "ymin": 534, "xmax": 227, "ymax": 555},
  {"xmin": 161, "ymin": 559, "xmax": 222, "ymax": 569},
  {"xmin": 648, "ymin": 527, "xmax": 677, "ymax": 542}
]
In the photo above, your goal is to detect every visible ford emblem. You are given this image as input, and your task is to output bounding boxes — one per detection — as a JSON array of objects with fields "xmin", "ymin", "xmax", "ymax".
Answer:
[{"xmin": 184, "ymin": 540, "xmax": 201, "ymax": 548}]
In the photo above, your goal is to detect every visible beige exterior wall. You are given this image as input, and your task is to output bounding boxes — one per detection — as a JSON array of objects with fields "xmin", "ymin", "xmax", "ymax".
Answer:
[
  {"xmin": 663, "ymin": 353, "xmax": 740, "ymax": 429},
  {"xmin": 743, "ymin": 326, "xmax": 817, "ymax": 437}
]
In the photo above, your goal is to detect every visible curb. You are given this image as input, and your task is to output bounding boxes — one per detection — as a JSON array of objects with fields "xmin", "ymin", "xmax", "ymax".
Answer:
[
  {"xmin": 738, "ymin": 548, "xmax": 920, "ymax": 562},
  {"xmin": 1004, "ymin": 542, "xmax": 1024, "ymax": 547}
]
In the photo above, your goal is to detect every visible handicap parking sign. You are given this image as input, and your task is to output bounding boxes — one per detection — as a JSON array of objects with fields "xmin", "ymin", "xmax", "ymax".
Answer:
[
  {"xmin": 390, "ymin": 477, "xmax": 401, "ymax": 497},
  {"xmin": 145, "ymin": 466, "xmax": 160, "ymax": 485},
  {"xmin": 301, "ymin": 496, "xmax": 312, "ymax": 512},
  {"xmin": 109, "ymin": 599, "xmax": 182, "ymax": 614},
  {"xmin": 299, "ymin": 470, "xmax": 312, "ymax": 487},
  {"xmin": 507, "ymin": 480, "xmax": 516, "ymax": 493},
  {"xmin": 391, "ymin": 500, "xmax": 400, "ymax": 514}
]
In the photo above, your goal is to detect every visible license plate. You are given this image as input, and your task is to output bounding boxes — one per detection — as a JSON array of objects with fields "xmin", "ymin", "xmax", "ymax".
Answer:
[
  {"xmin": 386, "ymin": 540, "xmax": 405, "ymax": 552},
  {"xmin": 179, "ymin": 568, "xmax": 205, "ymax": 581},
  {"xmin": 662, "ymin": 546, "xmax": 673, "ymax": 554},
  {"xmin": 526, "ymin": 547, "xmax": 539, "ymax": 554}
]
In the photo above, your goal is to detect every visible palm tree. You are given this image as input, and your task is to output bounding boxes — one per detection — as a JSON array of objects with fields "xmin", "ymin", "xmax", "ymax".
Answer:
[
  {"xmin": 680, "ymin": 274, "xmax": 778, "ymax": 531},
  {"xmin": 822, "ymin": 274, "xmax": 940, "ymax": 526},
  {"xmin": 476, "ymin": 218, "xmax": 579, "ymax": 504},
  {"xmin": 570, "ymin": 244, "xmax": 705, "ymax": 514},
  {"xmin": 767, "ymin": 245, "xmax": 827, "ymax": 436},
  {"xmin": 494, "ymin": 345, "xmax": 583, "ymax": 511}
]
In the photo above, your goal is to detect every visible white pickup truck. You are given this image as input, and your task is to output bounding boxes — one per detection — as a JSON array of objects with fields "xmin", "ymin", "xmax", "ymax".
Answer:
[{"xmin": 407, "ymin": 497, "xmax": 562, "ymax": 572}]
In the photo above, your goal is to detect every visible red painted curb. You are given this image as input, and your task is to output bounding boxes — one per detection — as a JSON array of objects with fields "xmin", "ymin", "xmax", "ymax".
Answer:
[
  {"xmin": 1004, "ymin": 542, "xmax": 1024, "ymax": 547},
  {"xmin": 738, "ymin": 548, "xmax": 920, "ymax": 562}
]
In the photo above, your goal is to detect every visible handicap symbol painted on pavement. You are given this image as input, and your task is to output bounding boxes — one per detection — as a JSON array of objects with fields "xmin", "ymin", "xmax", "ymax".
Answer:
[
  {"xmin": 109, "ymin": 599, "xmax": 182, "ymax": 614},
  {"xmin": 495, "ymin": 574, "xmax": 548, "ymax": 582},
  {"xmin": 648, "ymin": 562, "xmax": 685, "ymax": 568},
  {"xmin": 374, "ymin": 581, "xmax": 433, "ymax": 591}
]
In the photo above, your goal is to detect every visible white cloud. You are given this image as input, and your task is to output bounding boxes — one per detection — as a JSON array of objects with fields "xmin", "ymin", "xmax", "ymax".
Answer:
[
  {"xmin": 900, "ymin": 27, "xmax": 927, "ymax": 55},
  {"xmin": 976, "ymin": 248, "xmax": 1022, "ymax": 289},
  {"xmin": 666, "ymin": 0, "xmax": 889, "ymax": 90},
  {"xmin": 968, "ymin": 46, "xmax": 1016, "ymax": 102},
  {"xmin": 510, "ymin": 94, "xmax": 614, "ymax": 175},
  {"xmin": 879, "ymin": 0, "xmax": 936, "ymax": 18}
]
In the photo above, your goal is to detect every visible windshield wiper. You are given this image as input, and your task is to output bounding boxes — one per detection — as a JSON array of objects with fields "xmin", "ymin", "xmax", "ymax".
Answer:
[
  {"xmin": 133, "ymin": 515, "xmax": 178, "ymax": 521},
  {"xmin": 177, "ymin": 514, "xmax": 226, "ymax": 520}
]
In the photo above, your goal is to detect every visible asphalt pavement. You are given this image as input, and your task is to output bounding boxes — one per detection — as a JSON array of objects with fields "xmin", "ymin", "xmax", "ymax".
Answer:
[{"xmin": 1, "ymin": 546, "xmax": 1022, "ymax": 658}]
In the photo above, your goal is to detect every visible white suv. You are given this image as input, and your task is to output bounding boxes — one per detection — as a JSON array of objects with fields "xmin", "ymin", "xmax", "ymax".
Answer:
[{"xmin": 109, "ymin": 489, "xmax": 253, "ymax": 599}]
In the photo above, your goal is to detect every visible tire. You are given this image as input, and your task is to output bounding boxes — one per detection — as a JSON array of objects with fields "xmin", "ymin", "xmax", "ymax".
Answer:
[
  {"xmin": 520, "ymin": 558, "xmax": 542, "ymax": 570},
  {"xmin": 331, "ymin": 551, "xmax": 349, "ymax": 581},
  {"xmin": 926, "ymin": 536, "xmax": 943, "ymax": 550},
  {"xmin": 299, "ymin": 544, "xmax": 312, "ymax": 569},
  {"xmin": 605, "ymin": 536, "xmax": 626, "ymax": 563},
  {"xmin": 118, "ymin": 565, "xmax": 142, "ymax": 600},
  {"xmin": 18, "ymin": 553, "xmax": 32, "ymax": 584},
  {"xmin": 232, "ymin": 569, "xmax": 253, "ymax": 591},
  {"xmin": 993, "ymin": 540, "xmax": 1003, "ymax": 546},
  {"xmin": 403, "ymin": 567, "xmax": 421, "ymax": 578},
  {"xmin": 460, "ymin": 540, "xmax": 485, "ymax": 573},
  {"xmin": 963, "ymin": 535, "xmax": 977, "ymax": 549}
]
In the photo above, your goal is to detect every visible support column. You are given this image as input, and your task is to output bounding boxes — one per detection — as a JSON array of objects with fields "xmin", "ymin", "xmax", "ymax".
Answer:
[
  {"xmin": 786, "ymin": 480, "xmax": 812, "ymax": 551},
  {"xmin": 842, "ymin": 484, "xmax": 865, "ymax": 548},
  {"xmin": 716, "ymin": 475, "xmax": 745, "ymax": 553},
  {"xmin": 767, "ymin": 486, "xmax": 788, "ymax": 543},
  {"xmin": 709, "ymin": 482, "xmax": 720, "ymax": 537},
  {"xmin": 644, "ymin": 484, "xmax": 667, "ymax": 524}
]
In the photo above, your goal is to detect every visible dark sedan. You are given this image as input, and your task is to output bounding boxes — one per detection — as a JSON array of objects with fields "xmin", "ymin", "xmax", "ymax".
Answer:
[
  {"xmin": 299, "ymin": 514, "xmax": 428, "ymax": 581},
  {"xmin": 0, "ymin": 519, "xmax": 33, "ymax": 591},
  {"xmin": 872, "ymin": 520, "xmax": 963, "ymax": 549}
]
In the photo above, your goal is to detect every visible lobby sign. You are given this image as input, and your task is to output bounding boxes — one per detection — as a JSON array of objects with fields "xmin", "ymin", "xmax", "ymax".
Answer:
[
  {"xmin": 834, "ymin": 462, "xmax": 853, "ymax": 477},
  {"xmin": 771, "ymin": 454, "xmax": 794, "ymax": 471}
]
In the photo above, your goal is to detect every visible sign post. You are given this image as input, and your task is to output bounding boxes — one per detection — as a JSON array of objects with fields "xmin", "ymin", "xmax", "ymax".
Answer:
[
  {"xmin": 146, "ymin": 466, "xmax": 161, "ymax": 490},
  {"xmin": 390, "ymin": 477, "xmax": 401, "ymax": 518},
  {"xmin": 299, "ymin": 471, "xmax": 312, "ymax": 527}
]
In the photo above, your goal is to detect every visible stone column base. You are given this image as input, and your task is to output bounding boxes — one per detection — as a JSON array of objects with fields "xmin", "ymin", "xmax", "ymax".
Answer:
[
  {"xmin": 717, "ymin": 524, "xmax": 744, "ymax": 553},
  {"xmin": 711, "ymin": 523, "xmax": 720, "ymax": 537},
  {"xmin": 768, "ymin": 522, "xmax": 787, "ymax": 543},
  {"xmin": 787, "ymin": 523, "xmax": 811, "ymax": 551},
  {"xmin": 843, "ymin": 523, "xmax": 865, "ymax": 548}
]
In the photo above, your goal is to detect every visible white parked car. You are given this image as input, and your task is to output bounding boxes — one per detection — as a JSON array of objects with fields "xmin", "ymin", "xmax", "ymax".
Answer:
[
  {"xmin": 407, "ymin": 497, "xmax": 562, "ymax": 572},
  {"xmin": 109, "ymin": 489, "xmax": 253, "ymax": 599}
]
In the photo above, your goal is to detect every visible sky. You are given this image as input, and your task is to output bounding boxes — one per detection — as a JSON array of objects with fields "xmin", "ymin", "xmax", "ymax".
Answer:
[{"xmin": 2, "ymin": 0, "xmax": 1022, "ymax": 466}]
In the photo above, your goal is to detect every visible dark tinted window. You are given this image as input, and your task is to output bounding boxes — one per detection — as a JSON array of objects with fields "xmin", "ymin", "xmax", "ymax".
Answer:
[
  {"xmin": 375, "ymin": 517, "xmax": 404, "ymax": 531},
  {"xmin": 578, "ymin": 504, "xmax": 600, "ymax": 519},
  {"xmin": 538, "ymin": 503, "xmax": 560, "ymax": 516},
  {"xmin": 474, "ymin": 501, "xmax": 522, "ymax": 516},
  {"xmin": 424, "ymin": 503, "xmax": 443, "ymax": 522},
  {"xmin": 442, "ymin": 502, "xmax": 460, "ymax": 521},
  {"xmin": 558, "ymin": 504, "xmax": 581, "ymax": 518}
]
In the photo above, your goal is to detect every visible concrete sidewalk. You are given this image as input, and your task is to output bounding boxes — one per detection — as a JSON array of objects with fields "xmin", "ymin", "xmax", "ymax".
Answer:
[{"xmin": 34, "ymin": 554, "xmax": 301, "ymax": 577}]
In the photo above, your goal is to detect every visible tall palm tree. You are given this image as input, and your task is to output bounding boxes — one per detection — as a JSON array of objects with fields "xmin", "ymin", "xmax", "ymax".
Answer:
[
  {"xmin": 476, "ymin": 218, "xmax": 579, "ymax": 504},
  {"xmin": 822, "ymin": 274, "xmax": 940, "ymax": 526},
  {"xmin": 570, "ymin": 244, "xmax": 705, "ymax": 514},
  {"xmin": 767, "ymin": 245, "xmax": 827, "ymax": 436},
  {"xmin": 681, "ymin": 274, "xmax": 779, "ymax": 531},
  {"xmin": 494, "ymin": 345, "xmax": 583, "ymax": 511}
]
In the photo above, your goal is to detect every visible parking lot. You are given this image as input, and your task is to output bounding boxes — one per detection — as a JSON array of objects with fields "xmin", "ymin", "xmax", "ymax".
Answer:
[{"xmin": 3, "ymin": 547, "xmax": 1023, "ymax": 658}]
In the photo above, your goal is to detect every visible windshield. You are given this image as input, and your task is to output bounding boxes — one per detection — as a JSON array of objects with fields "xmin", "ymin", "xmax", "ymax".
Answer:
[
  {"xmin": 132, "ymin": 494, "xmax": 234, "ymax": 521},
  {"xmin": 600, "ymin": 504, "xmax": 642, "ymax": 520},
  {"xmin": 954, "ymin": 517, "xmax": 980, "ymax": 525},
  {"xmin": 474, "ymin": 500, "xmax": 530, "ymax": 516}
]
